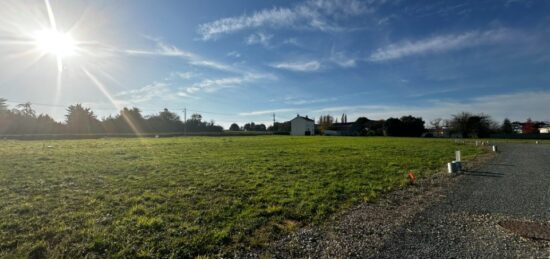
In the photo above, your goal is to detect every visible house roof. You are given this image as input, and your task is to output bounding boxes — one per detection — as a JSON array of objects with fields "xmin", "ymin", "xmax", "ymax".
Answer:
[{"xmin": 291, "ymin": 115, "xmax": 314, "ymax": 122}]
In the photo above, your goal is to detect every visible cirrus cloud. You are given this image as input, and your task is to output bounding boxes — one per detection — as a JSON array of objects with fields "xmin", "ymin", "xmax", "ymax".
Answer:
[
  {"xmin": 197, "ymin": 0, "xmax": 372, "ymax": 40},
  {"xmin": 368, "ymin": 28, "xmax": 514, "ymax": 62},
  {"xmin": 270, "ymin": 60, "xmax": 321, "ymax": 72}
]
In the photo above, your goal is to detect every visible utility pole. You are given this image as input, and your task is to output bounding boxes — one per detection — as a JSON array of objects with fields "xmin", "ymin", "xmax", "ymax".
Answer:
[{"xmin": 183, "ymin": 108, "xmax": 187, "ymax": 136}]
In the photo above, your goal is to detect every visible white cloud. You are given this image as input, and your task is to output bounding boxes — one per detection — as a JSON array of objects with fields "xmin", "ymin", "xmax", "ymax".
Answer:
[
  {"xmin": 239, "ymin": 108, "xmax": 297, "ymax": 116},
  {"xmin": 227, "ymin": 51, "xmax": 241, "ymax": 58},
  {"xmin": 239, "ymin": 90, "xmax": 550, "ymax": 123},
  {"xmin": 124, "ymin": 39, "xmax": 239, "ymax": 73},
  {"xmin": 368, "ymin": 28, "xmax": 513, "ymax": 62},
  {"xmin": 284, "ymin": 96, "xmax": 338, "ymax": 105},
  {"xmin": 183, "ymin": 73, "xmax": 276, "ymax": 95},
  {"xmin": 330, "ymin": 50, "xmax": 356, "ymax": 67},
  {"xmin": 174, "ymin": 72, "xmax": 195, "ymax": 80},
  {"xmin": 282, "ymin": 38, "xmax": 302, "ymax": 47},
  {"xmin": 197, "ymin": 0, "xmax": 372, "ymax": 40},
  {"xmin": 246, "ymin": 32, "xmax": 273, "ymax": 47},
  {"xmin": 271, "ymin": 60, "xmax": 321, "ymax": 72},
  {"xmin": 114, "ymin": 82, "xmax": 173, "ymax": 103}
]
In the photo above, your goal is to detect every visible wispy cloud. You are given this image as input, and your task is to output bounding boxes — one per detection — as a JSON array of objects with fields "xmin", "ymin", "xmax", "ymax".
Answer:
[
  {"xmin": 330, "ymin": 50, "xmax": 356, "ymax": 67},
  {"xmin": 239, "ymin": 108, "xmax": 297, "ymax": 116},
  {"xmin": 115, "ymin": 82, "xmax": 174, "ymax": 103},
  {"xmin": 239, "ymin": 90, "xmax": 550, "ymax": 123},
  {"xmin": 282, "ymin": 38, "xmax": 302, "ymax": 47},
  {"xmin": 368, "ymin": 28, "xmax": 513, "ymax": 62},
  {"xmin": 175, "ymin": 72, "xmax": 195, "ymax": 80},
  {"xmin": 227, "ymin": 51, "xmax": 241, "ymax": 58},
  {"xmin": 270, "ymin": 60, "xmax": 321, "ymax": 72},
  {"xmin": 283, "ymin": 96, "xmax": 338, "ymax": 105},
  {"xmin": 197, "ymin": 0, "xmax": 372, "ymax": 40},
  {"xmin": 124, "ymin": 38, "xmax": 239, "ymax": 73},
  {"xmin": 245, "ymin": 32, "xmax": 273, "ymax": 47},
  {"xmin": 183, "ymin": 73, "xmax": 276, "ymax": 95}
]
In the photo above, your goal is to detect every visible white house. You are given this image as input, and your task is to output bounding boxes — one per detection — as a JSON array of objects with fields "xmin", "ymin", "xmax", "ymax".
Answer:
[
  {"xmin": 290, "ymin": 115, "xmax": 315, "ymax": 136},
  {"xmin": 540, "ymin": 126, "xmax": 550, "ymax": 134}
]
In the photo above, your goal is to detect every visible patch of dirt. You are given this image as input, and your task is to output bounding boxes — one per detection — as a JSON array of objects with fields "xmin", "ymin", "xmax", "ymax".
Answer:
[{"xmin": 499, "ymin": 220, "xmax": 550, "ymax": 241}]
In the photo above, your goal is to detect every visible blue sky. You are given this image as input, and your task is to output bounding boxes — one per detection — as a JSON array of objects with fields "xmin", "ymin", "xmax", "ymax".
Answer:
[{"xmin": 1, "ymin": 0, "xmax": 549, "ymax": 127}]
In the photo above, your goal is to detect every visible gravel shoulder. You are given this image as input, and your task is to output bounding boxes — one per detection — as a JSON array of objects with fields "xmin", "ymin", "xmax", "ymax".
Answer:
[{"xmin": 246, "ymin": 143, "xmax": 550, "ymax": 258}]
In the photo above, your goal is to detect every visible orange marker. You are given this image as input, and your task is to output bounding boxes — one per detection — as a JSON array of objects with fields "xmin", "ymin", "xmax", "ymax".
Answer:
[{"xmin": 407, "ymin": 172, "xmax": 416, "ymax": 184}]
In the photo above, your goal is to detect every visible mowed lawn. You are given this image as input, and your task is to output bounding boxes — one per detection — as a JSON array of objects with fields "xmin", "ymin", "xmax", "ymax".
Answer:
[{"xmin": 0, "ymin": 136, "xmax": 484, "ymax": 257}]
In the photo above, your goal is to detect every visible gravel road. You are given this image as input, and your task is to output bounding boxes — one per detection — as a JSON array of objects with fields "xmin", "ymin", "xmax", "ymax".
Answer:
[
  {"xmin": 246, "ymin": 143, "xmax": 550, "ymax": 258},
  {"xmin": 378, "ymin": 143, "xmax": 550, "ymax": 258}
]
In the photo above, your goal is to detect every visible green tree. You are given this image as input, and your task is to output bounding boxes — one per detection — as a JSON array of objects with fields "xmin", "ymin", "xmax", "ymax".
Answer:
[
  {"xmin": 501, "ymin": 118, "xmax": 513, "ymax": 134},
  {"xmin": 147, "ymin": 108, "xmax": 183, "ymax": 132},
  {"xmin": 318, "ymin": 115, "xmax": 334, "ymax": 134},
  {"xmin": 450, "ymin": 112, "xmax": 495, "ymax": 138},
  {"xmin": 14, "ymin": 102, "xmax": 36, "ymax": 118},
  {"xmin": 229, "ymin": 123, "xmax": 240, "ymax": 131},
  {"xmin": 383, "ymin": 118, "xmax": 403, "ymax": 136},
  {"xmin": 400, "ymin": 115, "xmax": 425, "ymax": 137},
  {"xmin": 65, "ymin": 104, "xmax": 103, "ymax": 134}
]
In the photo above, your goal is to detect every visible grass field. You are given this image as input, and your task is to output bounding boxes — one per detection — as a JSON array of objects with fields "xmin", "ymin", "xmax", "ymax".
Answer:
[{"xmin": 0, "ymin": 136, "xmax": 484, "ymax": 257}]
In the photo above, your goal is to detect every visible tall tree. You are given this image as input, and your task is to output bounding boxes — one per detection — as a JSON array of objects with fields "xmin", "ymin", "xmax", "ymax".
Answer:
[
  {"xmin": 147, "ymin": 108, "xmax": 183, "ymax": 132},
  {"xmin": 14, "ymin": 102, "xmax": 36, "ymax": 118},
  {"xmin": 501, "ymin": 118, "xmax": 513, "ymax": 134},
  {"xmin": 400, "ymin": 115, "xmax": 425, "ymax": 137},
  {"xmin": 318, "ymin": 115, "xmax": 334, "ymax": 134},
  {"xmin": 65, "ymin": 104, "xmax": 103, "ymax": 134},
  {"xmin": 449, "ymin": 112, "xmax": 495, "ymax": 138},
  {"xmin": 229, "ymin": 123, "xmax": 240, "ymax": 131},
  {"xmin": 117, "ymin": 107, "xmax": 148, "ymax": 133},
  {"xmin": 383, "ymin": 118, "xmax": 404, "ymax": 136}
]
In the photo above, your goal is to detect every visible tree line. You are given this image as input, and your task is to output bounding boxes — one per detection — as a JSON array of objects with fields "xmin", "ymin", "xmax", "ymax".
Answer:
[
  {"xmin": 2, "ymin": 97, "xmax": 547, "ymax": 137},
  {"xmin": 316, "ymin": 112, "xmax": 547, "ymax": 137},
  {"xmin": 0, "ymin": 98, "xmax": 223, "ymax": 135}
]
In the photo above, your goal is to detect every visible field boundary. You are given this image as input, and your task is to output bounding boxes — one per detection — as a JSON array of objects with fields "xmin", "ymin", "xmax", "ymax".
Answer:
[
  {"xmin": 245, "ymin": 145, "xmax": 495, "ymax": 257},
  {"xmin": 0, "ymin": 131, "xmax": 274, "ymax": 140}
]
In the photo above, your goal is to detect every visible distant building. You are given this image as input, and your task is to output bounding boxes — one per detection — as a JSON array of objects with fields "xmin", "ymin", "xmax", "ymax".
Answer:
[
  {"xmin": 540, "ymin": 126, "xmax": 550, "ymax": 134},
  {"xmin": 512, "ymin": 122, "xmax": 523, "ymax": 134},
  {"xmin": 323, "ymin": 118, "xmax": 381, "ymax": 136},
  {"xmin": 290, "ymin": 115, "xmax": 315, "ymax": 136},
  {"xmin": 324, "ymin": 123, "xmax": 355, "ymax": 136}
]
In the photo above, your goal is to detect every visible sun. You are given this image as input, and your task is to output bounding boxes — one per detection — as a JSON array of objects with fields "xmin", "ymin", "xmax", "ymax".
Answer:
[{"xmin": 33, "ymin": 29, "xmax": 77, "ymax": 58}]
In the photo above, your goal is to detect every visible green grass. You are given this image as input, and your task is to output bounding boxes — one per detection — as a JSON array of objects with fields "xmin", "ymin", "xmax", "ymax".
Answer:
[{"xmin": 0, "ymin": 136, "xmax": 484, "ymax": 257}]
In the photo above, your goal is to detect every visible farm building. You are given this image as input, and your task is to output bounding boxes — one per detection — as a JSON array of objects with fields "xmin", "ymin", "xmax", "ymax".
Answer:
[
  {"xmin": 290, "ymin": 115, "xmax": 315, "ymax": 136},
  {"xmin": 324, "ymin": 123, "xmax": 355, "ymax": 136},
  {"xmin": 323, "ymin": 118, "xmax": 383, "ymax": 136}
]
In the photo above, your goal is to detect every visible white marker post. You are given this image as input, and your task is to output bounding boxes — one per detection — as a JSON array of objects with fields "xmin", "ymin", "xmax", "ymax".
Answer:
[
  {"xmin": 492, "ymin": 145, "xmax": 498, "ymax": 152},
  {"xmin": 455, "ymin": 150, "xmax": 461, "ymax": 162},
  {"xmin": 448, "ymin": 162, "xmax": 455, "ymax": 174}
]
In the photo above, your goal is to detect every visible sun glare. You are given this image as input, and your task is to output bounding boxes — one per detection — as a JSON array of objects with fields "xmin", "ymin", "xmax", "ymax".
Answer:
[{"xmin": 33, "ymin": 29, "xmax": 77, "ymax": 58}]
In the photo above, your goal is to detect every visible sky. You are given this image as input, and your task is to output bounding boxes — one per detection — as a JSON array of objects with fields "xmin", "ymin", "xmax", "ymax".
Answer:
[{"xmin": 1, "ymin": 0, "xmax": 549, "ymax": 128}]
